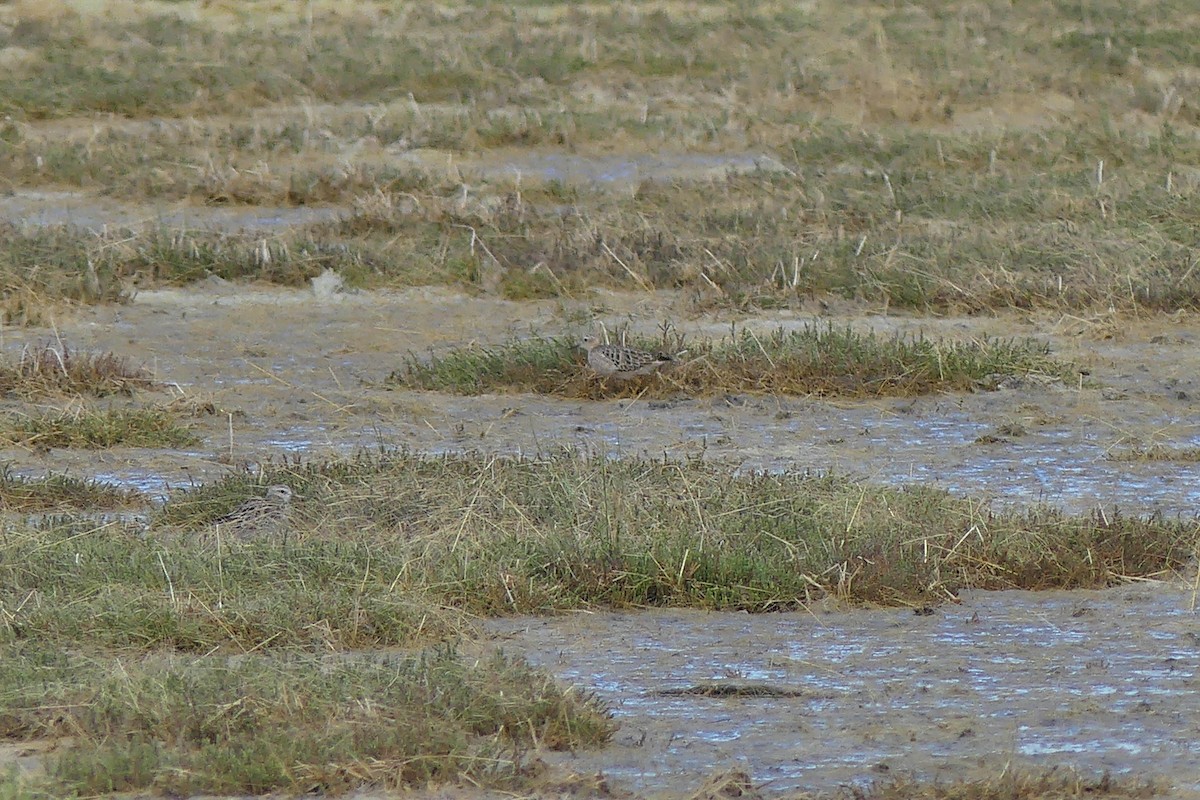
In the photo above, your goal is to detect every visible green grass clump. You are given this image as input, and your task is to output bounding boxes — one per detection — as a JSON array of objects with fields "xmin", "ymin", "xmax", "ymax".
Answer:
[
  {"xmin": 0, "ymin": 343, "xmax": 151, "ymax": 398},
  {"xmin": 0, "ymin": 407, "xmax": 197, "ymax": 449},
  {"xmin": 390, "ymin": 335, "xmax": 583, "ymax": 395},
  {"xmin": 0, "ymin": 645, "xmax": 612, "ymax": 796},
  {"xmin": 0, "ymin": 468, "xmax": 144, "ymax": 513},
  {"xmin": 0, "ymin": 224, "xmax": 346, "ymax": 306},
  {"xmin": 0, "ymin": 230, "xmax": 135, "ymax": 324},
  {"xmin": 3, "ymin": 452, "xmax": 1191, "ymax": 654},
  {"xmin": 0, "ymin": 766, "xmax": 38, "ymax": 800},
  {"xmin": 389, "ymin": 325, "xmax": 1070, "ymax": 398}
]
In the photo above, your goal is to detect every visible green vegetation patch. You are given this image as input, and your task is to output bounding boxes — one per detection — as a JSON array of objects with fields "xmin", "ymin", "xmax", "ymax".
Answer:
[
  {"xmin": 0, "ymin": 6, "xmax": 799, "ymax": 120},
  {"xmin": 0, "ymin": 407, "xmax": 197, "ymax": 449},
  {"xmin": 2, "ymin": 1, "xmax": 1198, "ymax": 129},
  {"xmin": 3, "ymin": 452, "xmax": 1190, "ymax": 654},
  {"xmin": 0, "ymin": 468, "xmax": 144, "ymax": 513},
  {"xmin": 0, "ymin": 224, "xmax": 332, "ymax": 315},
  {"xmin": 0, "ymin": 220, "xmax": 463, "ymax": 315},
  {"xmin": 0, "ymin": 645, "xmax": 613, "ymax": 796},
  {"xmin": 389, "ymin": 325, "xmax": 1071, "ymax": 398}
]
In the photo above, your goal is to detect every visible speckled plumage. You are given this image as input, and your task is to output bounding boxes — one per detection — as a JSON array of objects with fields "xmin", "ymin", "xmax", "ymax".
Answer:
[
  {"xmin": 213, "ymin": 484, "xmax": 295, "ymax": 541},
  {"xmin": 581, "ymin": 335, "xmax": 673, "ymax": 380}
]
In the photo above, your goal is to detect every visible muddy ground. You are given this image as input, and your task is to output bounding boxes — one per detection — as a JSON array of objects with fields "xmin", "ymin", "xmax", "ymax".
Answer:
[
  {"xmin": 3, "ymin": 279, "xmax": 1199, "ymax": 514},
  {"xmin": 487, "ymin": 581, "xmax": 1200, "ymax": 798}
]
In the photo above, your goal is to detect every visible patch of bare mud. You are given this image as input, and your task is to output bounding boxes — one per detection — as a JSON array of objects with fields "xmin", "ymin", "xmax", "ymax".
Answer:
[
  {"xmin": 486, "ymin": 582, "xmax": 1200, "ymax": 796},
  {"xmin": 398, "ymin": 149, "xmax": 791, "ymax": 190},
  {"xmin": 2, "ymin": 286, "xmax": 1199, "ymax": 516},
  {"xmin": 0, "ymin": 189, "xmax": 343, "ymax": 233}
]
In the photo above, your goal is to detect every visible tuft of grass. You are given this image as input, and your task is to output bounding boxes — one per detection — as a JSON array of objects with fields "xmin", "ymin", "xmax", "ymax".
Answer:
[
  {"xmin": 389, "ymin": 325, "xmax": 1071, "ymax": 398},
  {"xmin": 0, "ymin": 224, "xmax": 328, "ymax": 306},
  {"xmin": 3, "ymin": 452, "xmax": 1193, "ymax": 653},
  {"xmin": 0, "ymin": 232, "xmax": 135, "ymax": 325},
  {"xmin": 1106, "ymin": 444, "xmax": 1200, "ymax": 463},
  {"xmin": 151, "ymin": 476, "xmax": 300, "ymax": 530},
  {"xmin": 0, "ymin": 766, "xmax": 43, "ymax": 800},
  {"xmin": 0, "ymin": 644, "xmax": 613, "ymax": 796},
  {"xmin": 859, "ymin": 769, "xmax": 1161, "ymax": 800},
  {"xmin": 0, "ymin": 407, "xmax": 197, "ymax": 449},
  {"xmin": 390, "ymin": 335, "xmax": 583, "ymax": 396},
  {"xmin": 0, "ymin": 468, "xmax": 145, "ymax": 513},
  {"xmin": 0, "ymin": 343, "xmax": 151, "ymax": 398}
]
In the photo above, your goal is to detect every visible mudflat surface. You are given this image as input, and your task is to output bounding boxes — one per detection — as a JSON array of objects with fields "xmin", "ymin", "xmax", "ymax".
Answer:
[
  {"xmin": 487, "ymin": 582, "xmax": 1200, "ymax": 797},
  {"xmin": 3, "ymin": 283, "xmax": 1200, "ymax": 516}
]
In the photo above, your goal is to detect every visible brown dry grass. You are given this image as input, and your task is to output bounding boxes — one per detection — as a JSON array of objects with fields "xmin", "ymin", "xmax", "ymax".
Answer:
[
  {"xmin": 0, "ymin": 0, "xmax": 1197, "ymax": 315},
  {"xmin": 0, "ymin": 341, "xmax": 151, "ymax": 398},
  {"xmin": 0, "ymin": 405, "xmax": 196, "ymax": 449},
  {"xmin": 0, "ymin": 467, "xmax": 145, "ymax": 512}
]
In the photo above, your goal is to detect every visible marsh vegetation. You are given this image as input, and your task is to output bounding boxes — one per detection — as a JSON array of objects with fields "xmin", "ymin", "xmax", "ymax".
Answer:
[{"xmin": 2, "ymin": 0, "xmax": 1198, "ymax": 795}]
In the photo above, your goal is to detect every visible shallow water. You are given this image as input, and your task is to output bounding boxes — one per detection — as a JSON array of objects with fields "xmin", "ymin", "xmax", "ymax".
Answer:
[{"xmin": 487, "ymin": 583, "xmax": 1200, "ymax": 795}]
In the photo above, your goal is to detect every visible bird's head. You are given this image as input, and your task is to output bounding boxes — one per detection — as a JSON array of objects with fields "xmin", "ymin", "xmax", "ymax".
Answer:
[{"xmin": 265, "ymin": 485, "xmax": 295, "ymax": 503}]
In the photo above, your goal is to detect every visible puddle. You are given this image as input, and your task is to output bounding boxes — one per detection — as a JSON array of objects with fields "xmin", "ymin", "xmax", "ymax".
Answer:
[
  {"xmin": 89, "ymin": 469, "xmax": 181, "ymax": 499},
  {"xmin": 487, "ymin": 583, "xmax": 1200, "ymax": 795}
]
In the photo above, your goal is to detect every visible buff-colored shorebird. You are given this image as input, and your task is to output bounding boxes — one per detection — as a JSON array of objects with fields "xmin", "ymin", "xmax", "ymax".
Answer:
[
  {"xmin": 581, "ymin": 335, "xmax": 674, "ymax": 380},
  {"xmin": 212, "ymin": 484, "xmax": 296, "ymax": 541}
]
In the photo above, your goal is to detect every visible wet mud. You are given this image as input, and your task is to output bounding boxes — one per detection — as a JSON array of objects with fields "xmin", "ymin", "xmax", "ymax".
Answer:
[
  {"xmin": 486, "ymin": 582, "xmax": 1200, "ymax": 797},
  {"xmin": 2, "ymin": 283, "xmax": 1199, "ymax": 516},
  {"xmin": 0, "ymin": 189, "xmax": 344, "ymax": 233}
]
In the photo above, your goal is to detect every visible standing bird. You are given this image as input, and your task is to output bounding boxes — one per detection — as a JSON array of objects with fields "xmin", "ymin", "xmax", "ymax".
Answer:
[
  {"xmin": 212, "ymin": 484, "xmax": 297, "ymax": 542},
  {"xmin": 581, "ymin": 335, "xmax": 674, "ymax": 380}
]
